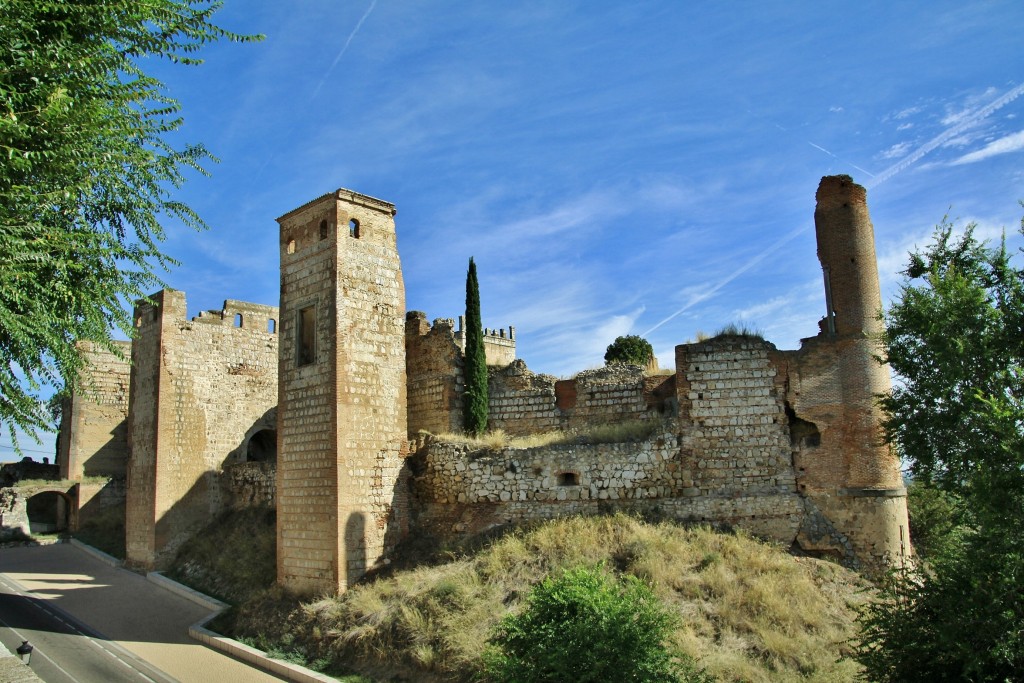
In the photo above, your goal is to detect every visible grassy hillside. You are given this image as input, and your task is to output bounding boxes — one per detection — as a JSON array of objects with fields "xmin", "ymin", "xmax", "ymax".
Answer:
[
  {"xmin": 166, "ymin": 507, "xmax": 277, "ymax": 604},
  {"xmin": 187, "ymin": 512, "xmax": 870, "ymax": 682}
]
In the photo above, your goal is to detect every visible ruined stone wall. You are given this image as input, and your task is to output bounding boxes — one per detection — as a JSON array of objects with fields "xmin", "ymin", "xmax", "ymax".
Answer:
[
  {"xmin": 487, "ymin": 360, "xmax": 562, "ymax": 435},
  {"xmin": 226, "ymin": 461, "xmax": 276, "ymax": 509},
  {"xmin": 487, "ymin": 362, "xmax": 662, "ymax": 436},
  {"xmin": 409, "ymin": 429, "xmax": 803, "ymax": 545},
  {"xmin": 0, "ymin": 488, "xmax": 30, "ymax": 540},
  {"xmin": 406, "ymin": 312, "xmax": 463, "ymax": 435},
  {"xmin": 408, "ymin": 326, "xmax": 906, "ymax": 571},
  {"xmin": 126, "ymin": 290, "xmax": 278, "ymax": 569},
  {"xmin": 676, "ymin": 337, "xmax": 797, "ymax": 497},
  {"xmin": 408, "ymin": 337, "xmax": 804, "ymax": 550},
  {"xmin": 59, "ymin": 340, "xmax": 132, "ymax": 480},
  {"xmin": 277, "ymin": 189, "xmax": 408, "ymax": 595}
]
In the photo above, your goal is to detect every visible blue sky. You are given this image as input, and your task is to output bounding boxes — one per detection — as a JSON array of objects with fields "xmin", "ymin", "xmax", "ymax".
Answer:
[{"xmin": 4, "ymin": 1, "xmax": 1023, "ymax": 462}]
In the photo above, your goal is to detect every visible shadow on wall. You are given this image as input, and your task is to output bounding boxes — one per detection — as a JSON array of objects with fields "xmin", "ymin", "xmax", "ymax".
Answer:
[
  {"xmin": 222, "ymin": 407, "xmax": 278, "ymax": 468},
  {"xmin": 75, "ymin": 478, "xmax": 127, "ymax": 558},
  {"xmin": 344, "ymin": 511, "xmax": 366, "ymax": 589}
]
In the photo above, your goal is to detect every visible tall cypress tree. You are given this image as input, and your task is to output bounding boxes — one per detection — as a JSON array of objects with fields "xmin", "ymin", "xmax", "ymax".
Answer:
[{"xmin": 463, "ymin": 257, "xmax": 489, "ymax": 435}]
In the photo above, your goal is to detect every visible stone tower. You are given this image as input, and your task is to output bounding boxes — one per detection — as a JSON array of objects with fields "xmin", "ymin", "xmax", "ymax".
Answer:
[
  {"xmin": 125, "ymin": 289, "xmax": 278, "ymax": 570},
  {"xmin": 789, "ymin": 175, "xmax": 910, "ymax": 568},
  {"xmin": 276, "ymin": 189, "xmax": 408, "ymax": 595}
]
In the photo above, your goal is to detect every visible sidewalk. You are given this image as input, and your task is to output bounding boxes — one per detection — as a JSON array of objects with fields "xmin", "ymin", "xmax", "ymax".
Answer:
[
  {"xmin": 0, "ymin": 543, "xmax": 285, "ymax": 683},
  {"xmin": 0, "ymin": 645, "xmax": 44, "ymax": 683}
]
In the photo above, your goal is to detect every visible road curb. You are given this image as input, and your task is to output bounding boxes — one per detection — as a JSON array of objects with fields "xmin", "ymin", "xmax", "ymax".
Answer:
[
  {"xmin": 146, "ymin": 572, "xmax": 227, "ymax": 611},
  {"xmin": 144, "ymin": 572, "xmax": 337, "ymax": 683},
  {"xmin": 189, "ymin": 620, "xmax": 339, "ymax": 683},
  {"xmin": 68, "ymin": 539, "xmax": 122, "ymax": 568}
]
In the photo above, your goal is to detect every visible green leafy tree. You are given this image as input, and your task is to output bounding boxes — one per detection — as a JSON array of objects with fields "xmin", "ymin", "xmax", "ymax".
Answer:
[
  {"xmin": 484, "ymin": 565, "xmax": 707, "ymax": 683},
  {"xmin": 604, "ymin": 334, "xmax": 654, "ymax": 367},
  {"xmin": 905, "ymin": 479, "xmax": 967, "ymax": 561},
  {"xmin": 856, "ymin": 215, "xmax": 1024, "ymax": 681},
  {"xmin": 0, "ymin": 1, "xmax": 260, "ymax": 448},
  {"xmin": 463, "ymin": 257, "xmax": 488, "ymax": 435}
]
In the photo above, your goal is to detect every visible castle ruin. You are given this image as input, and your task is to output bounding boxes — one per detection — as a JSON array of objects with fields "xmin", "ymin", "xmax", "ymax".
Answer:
[{"xmin": 44, "ymin": 175, "xmax": 909, "ymax": 589}]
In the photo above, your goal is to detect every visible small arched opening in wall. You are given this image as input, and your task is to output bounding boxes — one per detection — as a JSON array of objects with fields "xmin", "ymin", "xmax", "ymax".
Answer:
[
  {"xmin": 557, "ymin": 471, "xmax": 579, "ymax": 487},
  {"xmin": 349, "ymin": 218, "xmax": 360, "ymax": 239},
  {"xmin": 234, "ymin": 313, "xmax": 243, "ymax": 328},
  {"xmin": 267, "ymin": 318, "xmax": 277, "ymax": 334},
  {"xmin": 26, "ymin": 491, "xmax": 71, "ymax": 534},
  {"xmin": 246, "ymin": 429, "xmax": 278, "ymax": 463}
]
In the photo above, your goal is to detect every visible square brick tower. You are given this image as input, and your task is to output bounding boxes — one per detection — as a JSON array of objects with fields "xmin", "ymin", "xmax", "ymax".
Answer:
[{"xmin": 276, "ymin": 189, "xmax": 408, "ymax": 595}]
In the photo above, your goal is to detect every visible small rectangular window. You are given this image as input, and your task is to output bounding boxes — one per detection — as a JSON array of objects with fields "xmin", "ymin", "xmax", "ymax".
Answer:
[{"xmin": 297, "ymin": 305, "xmax": 316, "ymax": 366}]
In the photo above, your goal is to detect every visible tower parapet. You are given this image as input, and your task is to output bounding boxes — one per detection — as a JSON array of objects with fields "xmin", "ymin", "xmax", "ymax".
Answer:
[{"xmin": 455, "ymin": 315, "xmax": 516, "ymax": 366}]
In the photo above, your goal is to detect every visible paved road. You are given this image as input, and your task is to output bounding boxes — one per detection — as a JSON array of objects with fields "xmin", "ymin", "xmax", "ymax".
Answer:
[
  {"xmin": 0, "ymin": 544, "xmax": 285, "ymax": 683},
  {"xmin": 0, "ymin": 572, "xmax": 173, "ymax": 683}
]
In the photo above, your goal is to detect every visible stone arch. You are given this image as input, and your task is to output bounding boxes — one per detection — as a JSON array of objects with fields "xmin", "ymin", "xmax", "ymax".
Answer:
[
  {"xmin": 26, "ymin": 490, "xmax": 72, "ymax": 534},
  {"xmin": 245, "ymin": 428, "xmax": 278, "ymax": 463}
]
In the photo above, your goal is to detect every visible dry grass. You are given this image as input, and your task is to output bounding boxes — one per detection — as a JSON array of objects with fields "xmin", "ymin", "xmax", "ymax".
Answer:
[
  {"xmin": 221, "ymin": 514, "xmax": 870, "ymax": 682},
  {"xmin": 430, "ymin": 419, "xmax": 661, "ymax": 451},
  {"xmin": 165, "ymin": 507, "xmax": 277, "ymax": 604}
]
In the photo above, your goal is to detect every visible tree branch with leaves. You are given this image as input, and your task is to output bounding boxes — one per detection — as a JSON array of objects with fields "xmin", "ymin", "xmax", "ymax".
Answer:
[{"xmin": 0, "ymin": 1, "xmax": 260, "ymax": 448}]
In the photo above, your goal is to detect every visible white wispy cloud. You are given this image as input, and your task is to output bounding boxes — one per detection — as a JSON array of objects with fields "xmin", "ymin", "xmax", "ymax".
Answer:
[
  {"xmin": 893, "ymin": 106, "xmax": 923, "ymax": 120},
  {"xmin": 941, "ymin": 87, "xmax": 1000, "ymax": 126},
  {"xmin": 878, "ymin": 142, "xmax": 912, "ymax": 160},
  {"xmin": 867, "ymin": 82, "xmax": 1024, "ymax": 188},
  {"xmin": 951, "ymin": 129, "xmax": 1024, "ymax": 165}
]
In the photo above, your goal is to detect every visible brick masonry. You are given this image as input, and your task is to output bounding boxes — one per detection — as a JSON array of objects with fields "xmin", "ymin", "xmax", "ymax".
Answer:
[
  {"xmin": 276, "ymin": 190, "xmax": 408, "ymax": 595},
  {"xmin": 56, "ymin": 175, "xmax": 909, "ymax": 587}
]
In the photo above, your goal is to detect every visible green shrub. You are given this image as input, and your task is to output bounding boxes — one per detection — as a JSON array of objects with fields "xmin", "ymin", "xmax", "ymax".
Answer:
[
  {"xmin": 483, "ymin": 565, "xmax": 708, "ymax": 683},
  {"xmin": 604, "ymin": 335, "xmax": 654, "ymax": 367}
]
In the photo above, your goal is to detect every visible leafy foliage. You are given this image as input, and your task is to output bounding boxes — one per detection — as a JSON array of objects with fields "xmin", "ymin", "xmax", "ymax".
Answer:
[
  {"xmin": 463, "ymin": 257, "xmax": 488, "ymax": 435},
  {"xmin": 483, "ymin": 565, "xmax": 708, "ymax": 683},
  {"xmin": 905, "ymin": 479, "xmax": 967, "ymax": 560},
  {"xmin": 0, "ymin": 1, "xmax": 259, "ymax": 447},
  {"xmin": 880, "ymin": 217, "xmax": 1024, "ymax": 510},
  {"xmin": 856, "ymin": 215, "xmax": 1024, "ymax": 682},
  {"xmin": 604, "ymin": 334, "xmax": 654, "ymax": 367}
]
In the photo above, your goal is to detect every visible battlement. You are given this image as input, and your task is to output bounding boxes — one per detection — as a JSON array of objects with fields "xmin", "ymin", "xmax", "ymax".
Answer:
[
  {"xmin": 454, "ymin": 315, "xmax": 516, "ymax": 366},
  {"xmin": 54, "ymin": 175, "xmax": 909, "ymax": 583},
  {"xmin": 192, "ymin": 299, "xmax": 280, "ymax": 334}
]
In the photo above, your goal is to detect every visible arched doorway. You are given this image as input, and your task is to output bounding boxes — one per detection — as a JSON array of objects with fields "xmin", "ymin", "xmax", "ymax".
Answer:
[
  {"xmin": 246, "ymin": 429, "xmax": 277, "ymax": 463},
  {"xmin": 26, "ymin": 491, "xmax": 70, "ymax": 534}
]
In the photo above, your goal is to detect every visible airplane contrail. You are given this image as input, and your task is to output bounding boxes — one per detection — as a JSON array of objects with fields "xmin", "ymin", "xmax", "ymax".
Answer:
[
  {"xmin": 641, "ymin": 223, "xmax": 806, "ymax": 336},
  {"xmin": 310, "ymin": 0, "xmax": 379, "ymax": 100},
  {"xmin": 807, "ymin": 142, "xmax": 876, "ymax": 178},
  {"xmin": 642, "ymin": 81, "xmax": 1024, "ymax": 337},
  {"xmin": 866, "ymin": 81, "xmax": 1024, "ymax": 188}
]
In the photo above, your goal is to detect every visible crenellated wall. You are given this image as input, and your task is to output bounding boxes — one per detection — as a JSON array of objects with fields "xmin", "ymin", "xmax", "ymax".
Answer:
[
  {"xmin": 60, "ymin": 174, "xmax": 908, "ymax": 582},
  {"xmin": 125, "ymin": 290, "xmax": 279, "ymax": 570}
]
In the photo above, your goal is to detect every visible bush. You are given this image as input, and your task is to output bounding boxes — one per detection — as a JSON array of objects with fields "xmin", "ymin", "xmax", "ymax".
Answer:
[
  {"xmin": 604, "ymin": 335, "xmax": 654, "ymax": 367},
  {"xmin": 483, "ymin": 565, "xmax": 707, "ymax": 683}
]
